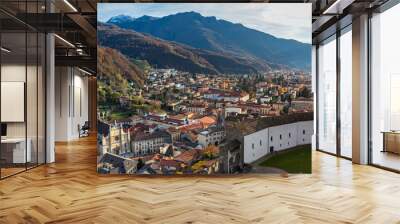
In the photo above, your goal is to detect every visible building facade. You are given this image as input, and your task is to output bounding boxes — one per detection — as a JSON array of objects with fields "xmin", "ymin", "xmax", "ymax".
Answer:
[
  {"xmin": 243, "ymin": 120, "xmax": 313, "ymax": 163},
  {"xmin": 198, "ymin": 127, "xmax": 225, "ymax": 147},
  {"xmin": 131, "ymin": 131, "xmax": 172, "ymax": 156}
]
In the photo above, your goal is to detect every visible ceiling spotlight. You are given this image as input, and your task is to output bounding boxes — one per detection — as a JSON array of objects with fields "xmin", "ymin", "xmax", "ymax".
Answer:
[
  {"xmin": 76, "ymin": 48, "xmax": 86, "ymax": 55},
  {"xmin": 63, "ymin": 0, "xmax": 78, "ymax": 12},
  {"xmin": 322, "ymin": 0, "xmax": 356, "ymax": 15},
  {"xmin": 1, "ymin": 47, "xmax": 11, "ymax": 53},
  {"xmin": 78, "ymin": 67, "xmax": 93, "ymax": 76},
  {"xmin": 54, "ymin": 34, "xmax": 75, "ymax": 48}
]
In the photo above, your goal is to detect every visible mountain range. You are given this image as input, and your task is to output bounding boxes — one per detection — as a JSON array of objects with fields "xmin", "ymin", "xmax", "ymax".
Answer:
[
  {"xmin": 99, "ymin": 12, "xmax": 311, "ymax": 76},
  {"xmin": 98, "ymin": 23, "xmax": 277, "ymax": 75},
  {"xmin": 106, "ymin": 12, "xmax": 311, "ymax": 71}
]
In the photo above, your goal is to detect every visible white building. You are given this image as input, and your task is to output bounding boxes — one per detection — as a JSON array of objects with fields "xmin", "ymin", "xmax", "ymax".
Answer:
[
  {"xmin": 225, "ymin": 107, "xmax": 243, "ymax": 117},
  {"xmin": 203, "ymin": 91, "xmax": 223, "ymax": 101},
  {"xmin": 223, "ymin": 92, "xmax": 249, "ymax": 103},
  {"xmin": 223, "ymin": 94, "xmax": 240, "ymax": 103},
  {"xmin": 243, "ymin": 119, "xmax": 313, "ymax": 164},
  {"xmin": 186, "ymin": 106, "xmax": 207, "ymax": 115},
  {"xmin": 131, "ymin": 131, "xmax": 171, "ymax": 156},
  {"xmin": 198, "ymin": 126, "xmax": 225, "ymax": 147},
  {"xmin": 98, "ymin": 122, "xmax": 131, "ymax": 157},
  {"xmin": 291, "ymin": 99, "xmax": 314, "ymax": 112},
  {"xmin": 239, "ymin": 93, "xmax": 250, "ymax": 102},
  {"xmin": 260, "ymin": 96, "xmax": 272, "ymax": 104}
]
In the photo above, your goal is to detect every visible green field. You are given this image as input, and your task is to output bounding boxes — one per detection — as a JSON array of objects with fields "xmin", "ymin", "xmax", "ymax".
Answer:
[
  {"xmin": 109, "ymin": 111, "xmax": 133, "ymax": 120},
  {"xmin": 258, "ymin": 145, "xmax": 312, "ymax": 173}
]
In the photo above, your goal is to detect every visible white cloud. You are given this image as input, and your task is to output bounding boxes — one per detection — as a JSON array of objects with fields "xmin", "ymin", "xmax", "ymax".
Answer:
[{"xmin": 98, "ymin": 3, "xmax": 311, "ymax": 43}]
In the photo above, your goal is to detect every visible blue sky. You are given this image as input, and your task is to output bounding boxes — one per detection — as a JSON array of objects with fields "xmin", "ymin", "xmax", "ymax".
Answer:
[{"xmin": 98, "ymin": 3, "xmax": 311, "ymax": 44}]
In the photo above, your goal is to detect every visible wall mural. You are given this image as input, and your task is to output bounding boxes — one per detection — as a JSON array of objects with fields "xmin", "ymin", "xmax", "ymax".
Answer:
[{"xmin": 97, "ymin": 3, "xmax": 313, "ymax": 175}]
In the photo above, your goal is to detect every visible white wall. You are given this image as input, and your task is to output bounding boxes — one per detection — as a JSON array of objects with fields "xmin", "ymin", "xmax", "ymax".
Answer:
[
  {"xmin": 55, "ymin": 67, "xmax": 89, "ymax": 141},
  {"xmin": 269, "ymin": 123, "xmax": 298, "ymax": 152},
  {"xmin": 71, "ymin": 73, "xmax": 89, "ymax": 138},
  {"xmin": 296, "ymin": 121, "xmax": 313, "ymax": 145},
  {"xmin": 244, "ymin": 128, "xmax": 269, "ymax": 164},
  {"xmin": 55, "ymin": 66, "xmax": 68, "ymax": 141},
  {"xmin": 243, "ymin": 120, "xmax": 313, "ymax": 164}
]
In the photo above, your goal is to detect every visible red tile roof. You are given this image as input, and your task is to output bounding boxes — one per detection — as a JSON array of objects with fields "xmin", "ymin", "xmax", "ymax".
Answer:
[
  {"xmin": 175, "ymin": 149, "xmax": 199, "ymax": 163},
  {"xmin": 160, "ymin": 159, "xmax": 180, "ymax": 168}
]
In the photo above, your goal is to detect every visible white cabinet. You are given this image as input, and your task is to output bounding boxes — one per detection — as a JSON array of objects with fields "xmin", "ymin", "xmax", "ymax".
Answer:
[{"xmin": 1, "ymin": 138, "xmax": 31, "ymax": 163}]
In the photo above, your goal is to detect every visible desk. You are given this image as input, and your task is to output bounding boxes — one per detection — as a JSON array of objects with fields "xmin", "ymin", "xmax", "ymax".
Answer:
[
  {"xmin": 1, "ymin": 138, "xmax": 31, "ymax": 164},
  {"xmin": 382, "ymin": 131, "xmax": 400, "ymax": 154}
]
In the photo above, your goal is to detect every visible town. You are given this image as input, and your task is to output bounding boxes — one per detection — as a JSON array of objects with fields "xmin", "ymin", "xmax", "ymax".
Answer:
[{"xmin": 97, "ymin": 69, "xmax": 313, "ymax": 175}]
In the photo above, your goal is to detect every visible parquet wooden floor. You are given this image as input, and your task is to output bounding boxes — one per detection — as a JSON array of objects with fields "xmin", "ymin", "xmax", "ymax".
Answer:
[{"xmin": 1, "ymin": 135, "xmax": 400, "ymax": 224}]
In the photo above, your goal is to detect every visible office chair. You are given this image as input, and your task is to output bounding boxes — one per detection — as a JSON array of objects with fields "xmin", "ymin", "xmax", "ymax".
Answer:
[{"xmin": 79, "ymin": 121, "xmax": 90, "ymax": 138}]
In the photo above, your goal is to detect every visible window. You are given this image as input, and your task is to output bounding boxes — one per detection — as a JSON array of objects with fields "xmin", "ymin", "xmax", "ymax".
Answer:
[
  {"xmin": 270, "ymin": 136, "xmax": 273, "ymax": 142},
  {"xmin": 279, "ymin": 134, "xmax": 282, "ymax": 140},
  {"xmin": 340, "ymin": 27, "xmax": 352, "ymax": 158},
  {"xmin": 289, "ymin": 133, "xmax": 291, "ymax": 138},
  {"xmin": 370, "ymin": 4, "xmax": 400, "ymax": 171},
  {"xmin": 303, "ymin": 130, "xmax": 306, "ymax": 135},
  {"xmin": 260, "ymin": 140, "xmax": 262, "ymax": 146},
  {"xmin": 317, "ymin": 35, "xmax": 337, "ymax": 154},
  {"xmin": 252, "ymin": 143, "xmax": 254, "ymax": 149}
]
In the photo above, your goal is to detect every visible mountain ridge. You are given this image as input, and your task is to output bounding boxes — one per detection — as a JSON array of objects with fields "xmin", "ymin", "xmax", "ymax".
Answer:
[
  {"xmin": 107, "ymin": 11, "xmax": 311, "ymax": 70},
  {"xmin": 98, "ymin": 23, "xmax": 279, "ymax": 75}
]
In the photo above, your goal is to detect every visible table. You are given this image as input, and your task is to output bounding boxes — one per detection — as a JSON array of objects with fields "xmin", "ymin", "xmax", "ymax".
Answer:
[{"xmin": 382, "ymin": 131, "xmax": 400, "ymax": 154}]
